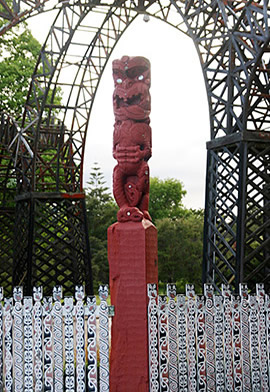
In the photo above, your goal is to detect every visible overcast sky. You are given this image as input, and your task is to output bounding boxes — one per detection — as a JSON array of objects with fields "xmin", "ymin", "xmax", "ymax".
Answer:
[{"xmin": 29, "ymin": 13, "xmax": 210, "ymax": 209}]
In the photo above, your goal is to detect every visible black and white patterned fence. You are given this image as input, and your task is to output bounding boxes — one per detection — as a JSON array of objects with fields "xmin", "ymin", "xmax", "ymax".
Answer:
[
  {"xmin": 148, "ymin": 282, "xmax": 270, "ymax": 392},
  {"xmin": 0, "ymin": 285, "xmax": 111, "ymax": 392}
]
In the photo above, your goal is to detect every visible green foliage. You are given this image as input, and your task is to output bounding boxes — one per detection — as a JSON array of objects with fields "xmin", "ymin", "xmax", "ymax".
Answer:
[
  {"xmin": 85, "ymin": 166, "xmax": 204, "ymax": 291},
  {"xmin": 0, "ymin": 23, "xmax": 41, "ymax": 116},
  {"xmin": 85, "ymin": 164, "xmax": 117, "ymax": 291},
  {"xmin": 156, "ymin": 210, "xmax": 204, "ymax": 293},
  {"xmin": 149, "ymin": 177, "xmax": 186, "ymax": 222}
]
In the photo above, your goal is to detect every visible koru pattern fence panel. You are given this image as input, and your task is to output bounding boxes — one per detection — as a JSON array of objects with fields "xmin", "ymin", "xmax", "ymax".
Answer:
[
  {"xmin": 0, "ymin": 285, "xmax": 110, "ymax": 391},
  {"xmin": 148, "ymin": 282, "xmax": 270, "ymax": 392}
]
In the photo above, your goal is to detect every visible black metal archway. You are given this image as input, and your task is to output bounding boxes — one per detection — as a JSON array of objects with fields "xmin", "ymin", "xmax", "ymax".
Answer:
[{"xmin": 0, "ymin": 0, "xmax": 269, "ymax": 294}]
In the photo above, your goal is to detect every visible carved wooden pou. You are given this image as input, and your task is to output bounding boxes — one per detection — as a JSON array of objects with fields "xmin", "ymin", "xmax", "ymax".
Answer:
[
  {"xmin": 112, "ymin": 55, "xmax": 152, "ymax": 222},
  {"xmin": 108, "ymin": 56, "xmax": 158, "ymax": 392}
]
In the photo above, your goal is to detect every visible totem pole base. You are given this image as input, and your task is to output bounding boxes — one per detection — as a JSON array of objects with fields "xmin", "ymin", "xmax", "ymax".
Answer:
[{"xmin": 108, "ymin": 219, "xmax": 158, "ymax": 392}]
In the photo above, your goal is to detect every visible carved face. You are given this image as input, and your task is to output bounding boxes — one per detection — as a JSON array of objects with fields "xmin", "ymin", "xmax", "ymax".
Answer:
[{"xmin": 112, "ymin": 56, "xmax": 151, "ymax": 121}]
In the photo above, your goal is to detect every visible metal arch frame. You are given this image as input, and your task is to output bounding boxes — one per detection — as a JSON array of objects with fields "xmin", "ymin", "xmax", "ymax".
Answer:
[{"xmin": 0, "ymin": 0, "xmax": 269, "ymax": 294}]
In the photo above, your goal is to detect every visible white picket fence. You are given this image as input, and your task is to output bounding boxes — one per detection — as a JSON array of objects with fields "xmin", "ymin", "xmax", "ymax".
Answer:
[
  {"xmin": 0, "ymin": 285, "xmax": 112, "ymax": 392},
  {"xmin": 147, "ymin": 282, "xmax": 270, "ymax": 392},
  {"xmin": 0, "ymin": 282, "xmax": 270, "ymax": 391}
]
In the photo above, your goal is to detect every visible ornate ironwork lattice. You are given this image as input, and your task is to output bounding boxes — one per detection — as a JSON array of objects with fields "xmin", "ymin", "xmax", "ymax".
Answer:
[{"xmin": 0, "ymin": 1, "xmax": 269, "ymax": 293}]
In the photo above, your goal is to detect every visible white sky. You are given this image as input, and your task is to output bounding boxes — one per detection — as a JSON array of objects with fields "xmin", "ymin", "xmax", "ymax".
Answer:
[{"xmin": 28, "ymin": 13, "xmax": 210, "ymax": 209}]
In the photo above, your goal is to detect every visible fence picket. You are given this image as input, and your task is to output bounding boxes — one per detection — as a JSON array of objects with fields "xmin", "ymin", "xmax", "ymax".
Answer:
[
  {"xmin": 33, "ymin": 286, "xmax": 43, "ymax": 392},
  {"xmin": 214, "ymin": 295, "xmax": 225, "ymax": 390},
  {"xmin": 239, "ymin": 284, "xmax": 251, "ymax": 392},
  {"xmin": 13, "ymin": 286, "xmax": 23, "ymax": 392},
  {"xmin": 75, "ymin": 285, "xmax": 86, "ymax": 392},
  {"xmin": 99, "ymin": 285, "xmax": 110, "ymax": 392},
  {"xmin": 186, "ymin": 284, "xmax": 196, "ymax": 392},
  {"xmin": 148, "ymin": 283, "xmax": 159, "ymax": 392},
  {"xmin": 86, "ymin": 296, "xmax": 98, "ymax": 392},
  {"xmin": 222, "ymin": 284, "xmax": 234, "ymax": 392},
  {"xmin": 204, "ymin": 284, "xmax": 216, "ymax": 391},
  {"xmin": 177, "ymin": 294, "xmax": 188, "ymax": 391},
  {"xmin": 64, "ymin": 296, "xmax": 75, "ymax": 392},
  {"xmin": 232, "ymin": 295, "xmax": 242, "ymax": 391},
  {"xmin": 43, "ymin": 297, "xmax": 53, "ymax": 391},
  {"xmin": 249, "ymin": 294, "xmax": 261, "ymax": 390},
  {"xmin": 196, "ymin": 295, "xmax": 206, "ymax": 392},
  {"xmin": 53, "ymin": 286, "xmax": 64, "ymax": 392},
  {"xmin": 24, "ymin": 296, "xmax": 34, "ymax": 391},
  {"xmin": 158, "ymin": 295, "xmax": 169, "ymax": 392},
  {"xmin": 167, "ymin": 284, "xmax": 178, "ymax": 392},
  {"xmin": 4, "ymin": 297, "xmax": 13, "ymax": 392}
]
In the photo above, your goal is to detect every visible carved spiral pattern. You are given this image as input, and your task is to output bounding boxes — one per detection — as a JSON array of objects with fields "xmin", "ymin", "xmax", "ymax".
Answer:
[
  {"xmin": 222, "ymin": 285, "xmax": 234, "ymax": 392},
  {"xmin": 177, "ymin": 294, "xmax": 188, "ymax": 391},
  {"xmin": 24, "ymin": 297, "xmax": 34, "ymax": 391},
  {"xmin": 186, "ymin": 285, "xmax": 197, "ymax": 392},
  {"xmin": 4, "ymin": 298, "xmax": 13, "ymax": 392},
  {"xmin": 266, "ymin": 297, "xmax": 270, "ymax": 389},
  {"xmin": 167, "ymin": 284, "xmax": 178, "ymax": 392},
  {"xmin": 75, "ymin": 286, "xmax": 86, "ymax": 392},
  {"xmin": 214, "ymin": 295, "xmax": 225, "ymax": 391},
  {"xmin": 33, "ymin": 287, "xmax": 43, "ymax": 392},
  {"xmin": 249, "ymin": 294, "xmax": 261, "ymax": 390},
  {"xmin": 13, "ymin": 287, "xmax": 24, "ymax": 392},
  {"xmin": 239, "ymin": 284, "xmax": 251, "ymax": 392},
  {"xmin": 53, "ymin": 287, "xmax": 64, "ymax": 392},
  {"xmin": 256, "ymin": 284, "xmax": 268, "ymax": 391},
  {"xmin": 99, "ymin": 286, "xmax": 110, "ymax": 392},
  {"xmin": 64, "ymin": 297, "xmax": 75, "ymax": 392},
  {"xmin": 196, "ymin": 295, "xmax": 207, "ymax": 392},
  {"xmin": 43, "ymin": 297, "xmax": 53, "ymax": 391},
  {"xmin": 147, "ymin": 284, "xmax": 159, "ymax": 392},
  {"xmin": 232, "ymin": 296, "xmax": 242, "ymax": 391},
  {"xmin": 204, "ymin": 285, "xmax": 216, "ymax": 391},
  {"xmin": 158, "ymin": 295, "xmax": 169, "ymax": 392},
  {"xmin": 86, "ymin": 296, "xmax": 98, "ymax": 392}
]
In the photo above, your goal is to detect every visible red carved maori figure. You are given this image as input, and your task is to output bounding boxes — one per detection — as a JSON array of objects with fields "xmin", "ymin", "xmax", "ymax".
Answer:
[{"xmin": 112, "ymin": 55, "xmax": 152, "ymax": 222}]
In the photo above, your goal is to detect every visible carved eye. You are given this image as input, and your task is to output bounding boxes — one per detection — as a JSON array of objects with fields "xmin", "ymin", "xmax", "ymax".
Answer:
[
  {"xmin": 116, "ymin": 78, "xmax": 122, "ymax": 84},
  {"xmin": 140, "ymin": 144, "xmax": 144, "ymax": 150},
  {"xmin": 138, "ymin": 75, "xmax": 144, "ymax": 81}
]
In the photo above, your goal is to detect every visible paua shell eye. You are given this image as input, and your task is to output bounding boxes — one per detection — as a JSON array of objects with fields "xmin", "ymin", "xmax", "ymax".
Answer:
[
  {"xmin": 116, "ymin": 78, "xmax": 122, "ymax": 84},
  {"xmin": 138, "ymin": 75, "xmax": 144, "ymax": 81}
]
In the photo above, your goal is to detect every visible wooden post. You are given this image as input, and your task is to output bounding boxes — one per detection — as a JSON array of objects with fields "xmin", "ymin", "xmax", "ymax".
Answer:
[{"xmin": 108, "ymin": 219, "xmax": 158, "ymax": 392}]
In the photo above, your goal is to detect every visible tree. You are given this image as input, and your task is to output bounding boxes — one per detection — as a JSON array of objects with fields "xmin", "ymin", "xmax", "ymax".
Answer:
[
  {"xmin": 149, "ymin": 177, "xmax": 187, "ymax": 222},
  {"xmin": 157, "ymin": 210, "xmax": 204, "ymax": 293},
  {"xmin": 0, "ymin": 18, "xmax": 62, "ymax": 117},
  {"xmin": 85, "ymin": 164, "xmax": 117, "ymax": 290},
  {"xmin": 0, "ymin": 21, "xmax": 41, "ymax": 116}
]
